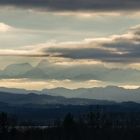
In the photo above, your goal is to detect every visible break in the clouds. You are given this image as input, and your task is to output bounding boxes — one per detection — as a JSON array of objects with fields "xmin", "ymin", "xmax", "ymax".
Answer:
[{"xmin": 0, "ymin": 0, "xmax": 140, "ymax": 11}]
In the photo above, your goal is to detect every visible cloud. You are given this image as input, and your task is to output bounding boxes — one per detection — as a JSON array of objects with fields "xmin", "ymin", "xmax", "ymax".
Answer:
[
  {"xmin": 1, "ymin": 24, "xmax": 140, "ymax": 64},
  {"xmin": 0, "ymin": 49, "xmax": 49, "ymax": 57},
  {"xmin": 0, "ymin": 0, "xmax": 140, "ymax": 12},
  {"xmin": 37, "ymin": 24, "xmax": 140, "ymax": 63},
  {"xmin": 0, "ymin": 22, "xmax": 13, "ymax": 32}
]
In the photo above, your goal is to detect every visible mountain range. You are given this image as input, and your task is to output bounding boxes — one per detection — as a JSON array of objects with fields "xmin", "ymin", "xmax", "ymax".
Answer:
[
  {"xmin": 0, "ymin": 86, "xmax": 140, "ymax": 103},
  {"xmin": 0, "ymin": 60, "xmax": 140, "ymax": 103},
  {"xmin": 0, "ymin": 87, "xmax": 139, "ymax": 122},
  {"xmin": 42, "ymin": 86, "xmax": 140, "ymax": 102},
  {"xmin": 0, "ymin": 59, "xmax": 140, "ymax": 82},
  {"xmin": 0, "ymin": 90, "xmax": 115, "ymax": 105},
  {"xmin": 0, "ymin": 88, "xmax": 140, "ymax": 124}
]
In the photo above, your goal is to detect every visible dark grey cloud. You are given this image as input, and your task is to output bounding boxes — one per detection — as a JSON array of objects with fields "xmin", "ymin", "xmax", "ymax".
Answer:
[
  {"xmin": 41, "ymin": 25, "xmax": 140, "ymax": 63},
  {"xmin": 47, "ymin": 47, "xmax": 140, "ymax": 63},
  {"xmin": 47, "ymin": 47, "xmax": 121, "ymax": 62},
  {"xmin": 1, "ymin": 24, "xmax": 140, "ymax": 64},
  {"xmin": 0, "ymin": 0, "xmax": 140, "ymax": 11}
]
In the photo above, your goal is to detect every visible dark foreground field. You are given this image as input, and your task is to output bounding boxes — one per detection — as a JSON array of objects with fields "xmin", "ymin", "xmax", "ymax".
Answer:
[{"xmin": 1, "ymin": 103, "xmax": 140, "ymax": 140}]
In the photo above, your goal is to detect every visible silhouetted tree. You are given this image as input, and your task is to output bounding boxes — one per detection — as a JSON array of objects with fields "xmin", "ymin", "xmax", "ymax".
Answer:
[
  {"xmin": 0, "ymin": 112, "xmax": 9, "ymax": 133},
  {"xmin": 63, "ymin": 113, "xmax": 75, "ymax": 129}
]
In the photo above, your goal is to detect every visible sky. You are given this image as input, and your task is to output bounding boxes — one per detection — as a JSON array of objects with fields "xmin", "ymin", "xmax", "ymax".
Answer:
[{"xmin": 0, "ymin": 0, "xmax": 140, "ymax": 90}]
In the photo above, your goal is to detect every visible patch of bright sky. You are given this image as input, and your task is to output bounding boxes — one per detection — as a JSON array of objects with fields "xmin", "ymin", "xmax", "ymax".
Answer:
[
  {"xmin": 0, "ymin": 7, "xmax": 140, "ymax": 49},
  {"xmin": 0, "ymin": 78, "xmax": 139, "ymax": 90}
]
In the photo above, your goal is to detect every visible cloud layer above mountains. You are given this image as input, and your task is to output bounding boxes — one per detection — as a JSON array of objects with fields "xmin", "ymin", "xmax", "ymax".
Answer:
[
  {"xmin": 2, "ymin": 24, "xmax": 140, "ymax": 64},
  {"xmin": 0, "ymin": 0, "xmax": 140, "ymax": 12},
  {"xmin": 40, "ymin": 25, "xmax": 140, "ymax": 63}
]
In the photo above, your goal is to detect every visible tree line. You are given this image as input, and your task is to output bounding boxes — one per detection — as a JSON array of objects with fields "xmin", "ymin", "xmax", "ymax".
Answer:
[{"xmin": 0, "ymin": 110, "xmax": 140, "ymax": 140}]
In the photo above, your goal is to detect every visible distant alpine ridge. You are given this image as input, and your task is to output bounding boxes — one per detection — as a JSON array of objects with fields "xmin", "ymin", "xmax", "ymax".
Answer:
[{"xmin": 0, "ymin": 59, "xmax": 140, "ymax": 83}]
